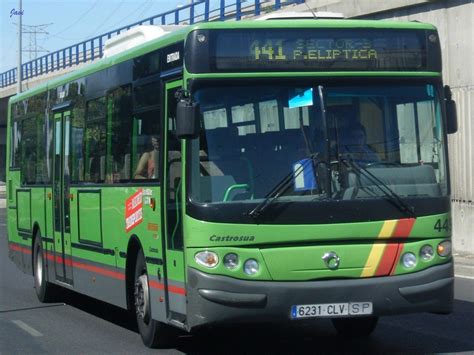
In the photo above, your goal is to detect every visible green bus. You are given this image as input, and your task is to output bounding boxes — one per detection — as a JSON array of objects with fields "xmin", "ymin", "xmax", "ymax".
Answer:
[{"xmin": 7, "ymin": 20, "xmax": 458, "ymax": 347}]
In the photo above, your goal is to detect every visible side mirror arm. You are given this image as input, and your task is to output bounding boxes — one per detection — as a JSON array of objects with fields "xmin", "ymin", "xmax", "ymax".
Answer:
[{"xmin": 444, "ymin": 85, "xmax": 458, "ymax": 134}]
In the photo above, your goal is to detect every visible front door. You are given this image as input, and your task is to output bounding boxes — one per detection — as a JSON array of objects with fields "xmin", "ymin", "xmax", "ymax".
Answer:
[
  {"xmin": 52, "ymin": 110, "xmax": 73, "ymax": 284},
  {"xmin": 162, "ymin": 80, "xmax": 186, "ymax": 319}
]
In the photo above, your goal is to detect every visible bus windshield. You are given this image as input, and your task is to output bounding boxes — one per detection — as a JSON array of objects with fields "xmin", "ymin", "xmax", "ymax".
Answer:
[{"xmin": 189, "ymin": 83, "xmax": 448, "ymax": 206}]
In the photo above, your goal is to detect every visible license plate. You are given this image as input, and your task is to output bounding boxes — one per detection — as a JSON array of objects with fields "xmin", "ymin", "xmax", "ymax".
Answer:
[{"xmin": 291, "ymin": 302, "xmax": 373, "ymax": 319}]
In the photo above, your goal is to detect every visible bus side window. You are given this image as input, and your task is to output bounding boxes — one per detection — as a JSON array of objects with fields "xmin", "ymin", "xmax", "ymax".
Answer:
[
  {"xmin": 17, "ymin": 94, "xmax": 48, "ymax": 185},
  {"xmin": 85, "ymin": 97, "xmax": 107, "ymax": 183},
  {"xmin": 132, "ymin": 110, "xmax": 161, "ymax": 181},
  {"xmin": 11, "ymin": 119, "xmax": 21, "ymax": 170},
  {"xmin": 21, "ymin": 118, "xmax": 37, "ymax": 184},
  {"xmin": 107, "ymin": 85, "xmax": 132, "ymax": 183},
  {"xmin": 71, "ymin": 103, "xmax": 85, "ymax": 183}
]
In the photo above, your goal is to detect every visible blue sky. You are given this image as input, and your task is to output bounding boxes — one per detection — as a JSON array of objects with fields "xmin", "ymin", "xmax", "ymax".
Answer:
[{"xmin": 0, "ymin": 0, "xmax": 215, "ymax": 73}]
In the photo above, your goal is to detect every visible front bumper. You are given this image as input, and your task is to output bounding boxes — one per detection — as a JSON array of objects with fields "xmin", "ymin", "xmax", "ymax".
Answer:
[{"xmin": 186, "ymin": 261, "xmax": 454, "ymax": 329}]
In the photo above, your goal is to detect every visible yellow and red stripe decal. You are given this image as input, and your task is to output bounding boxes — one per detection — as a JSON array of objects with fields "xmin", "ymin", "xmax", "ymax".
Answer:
[{"xmin": 361, "ymin": 218, "xmax": 416, "ymax": 277}]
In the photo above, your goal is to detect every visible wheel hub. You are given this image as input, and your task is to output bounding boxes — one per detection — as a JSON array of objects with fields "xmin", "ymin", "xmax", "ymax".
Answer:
[
  {"xmin": 35, "ymin": 248, "xmax": 43, "ymax": 287},
  {"xmin": 134, "ymin": 274, "xmax": 150, "ymax": 323}
]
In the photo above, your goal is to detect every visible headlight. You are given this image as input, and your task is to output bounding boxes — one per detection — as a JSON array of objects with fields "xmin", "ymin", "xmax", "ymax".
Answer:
[
  {"xmin": 195, "ymin": 251, "xmax": 219, "ymax": 268},
  {"xmin": 223, "ymin": 253, "xmax": 239, "ymax": 269},
  {"xmin": 437, "ymin": 241, "xmax": 452, "ymax": 257},
  {"xmin": 420, "ymin": 245, "xmax": 434, "ymax": 261},
  {"xmin": 401, "ymin": 252, "xmax": 417, "ymax": 269},
  {"xmin": 243, "ymin": 259, "xmax": 259, "ymax": 275}
]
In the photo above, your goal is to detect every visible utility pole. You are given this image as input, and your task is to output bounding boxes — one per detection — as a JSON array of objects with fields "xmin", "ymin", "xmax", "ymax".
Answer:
[{"xmin": 17, "ymin": 0, "xmax": 22, "ymax": 94}]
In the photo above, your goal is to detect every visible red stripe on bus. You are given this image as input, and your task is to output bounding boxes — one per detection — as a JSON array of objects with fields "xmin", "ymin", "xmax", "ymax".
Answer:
[
  {"xmin": 392, "ymin": 218, "xmax": 416, "ymax": 238},
  {"xmin": 12, "ymin": 244, "xmax": 182, "ymax": 291},
  {"xmin": 45, "ymin": 253, "xmax": 124, "ymax": 280},
  {"xmin": 149, "ymin": 280, "xmax": 165, "ymax": 290},
  {"xmin": 374, "ymin": 243, "xmax": 399, "ymax": 276},
  {"xmin": 389, "ymin": 243, "xmax": 405, "ymax": 275},
  {"xmin": 45, "ymin": 253, "xmax": 72, "ymax": 267},
  {"xmin": 72, "ymin": 261, "xmax": 125, "ymax": 280},
  {"xmin": 9, "ymin": 243, "xmax": 32, "ymax": 255},
  {"xmin": 149, "ymin": 280, "xmax": 186, "ymax": 296}
]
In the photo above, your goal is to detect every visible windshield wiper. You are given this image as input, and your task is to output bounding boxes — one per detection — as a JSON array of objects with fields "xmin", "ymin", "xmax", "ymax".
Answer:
[
  {"xmin": 340, "ymin": 158, "xmax": 416, "ymax": 218},
  {"xmin": 246, "ymin": 155, "xmax": 320, "ymax": 220}
]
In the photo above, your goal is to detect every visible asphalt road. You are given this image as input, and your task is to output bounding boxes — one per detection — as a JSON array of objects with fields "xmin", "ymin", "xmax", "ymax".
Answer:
[{"xmin": 1, "ymin": 207, "xmax": 473, "ymax": 354}]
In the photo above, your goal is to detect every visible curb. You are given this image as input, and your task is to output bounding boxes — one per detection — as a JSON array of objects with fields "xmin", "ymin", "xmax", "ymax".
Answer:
[{"xmin": 454, "ymin": 254, "xmax": 474, "ymax": 278}]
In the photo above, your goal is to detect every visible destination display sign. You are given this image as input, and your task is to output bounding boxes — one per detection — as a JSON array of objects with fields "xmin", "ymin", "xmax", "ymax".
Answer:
[{"xmin": 185, "ymin": 28, "xmax": 441, "ymax": 73}]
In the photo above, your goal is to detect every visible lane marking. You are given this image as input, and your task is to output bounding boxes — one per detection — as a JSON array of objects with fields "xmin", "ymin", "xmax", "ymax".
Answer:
[
  {"xmin": 455, "ymin": 274, "xmax": 474, "ymax": 280},
  {"xmin": 12, "ymin": 320, "xmax": 43, "ymax": 337},
  {"xmin": 0, "ymin": 304, "xmax": 66, "ymax": 314}
]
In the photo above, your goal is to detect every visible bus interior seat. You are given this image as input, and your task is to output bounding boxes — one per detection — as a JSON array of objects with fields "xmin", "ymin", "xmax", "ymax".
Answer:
[
  {"xmin": 168, "ymin": 134, "xmax": 182, "ymax": 199},
  {"xmin": 123, "ymin": 154, "xmax": 131, "ymax": 180},
  {"xmin": 78, "ymin": 158, "xmax": 83, "ymax": 179},
  {"xmin": 364, "ymin": 165, "xmax": 437, "ymax": 186},
  {"xmin": 100, "ymin": 156, "xmax": 106, "ymax": 181},
  {"xmin": 88, "ymin": 156, "xmax": 101, "ymax": 182},
  {"xmin": 199, "ymin": 175, "xmax": 237, "ymax": 202},
  {"xmin": 342, "ymin": 165, "xmax": 441, "ymax": 199}
]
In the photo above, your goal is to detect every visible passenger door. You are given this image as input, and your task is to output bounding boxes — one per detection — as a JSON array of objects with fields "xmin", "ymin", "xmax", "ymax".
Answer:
[
  {"xmin": 52, "ymin": 110, "xmax": 73, "ymax": 284},
  {"xmin": 162, "ymin": 80, "xmax": 186, "ymax": 319}
]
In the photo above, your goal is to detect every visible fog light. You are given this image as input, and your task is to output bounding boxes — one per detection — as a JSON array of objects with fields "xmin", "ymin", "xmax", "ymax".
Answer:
[
  {"xmin": 244, "ymin": 259, "xmax": 259, "ymax": 275},
  {"xmin": 420, "ymin": 245, "xmax": 434, "ymax": 261},
  {"xmin": 437, "ymin": 241, "xmax": 452, "ymax": 257},
  {"xmin": 223, "ymin": 253, "xmax": 239, "ymax": 269},
  {"xmin": 401, "ymin": 252, "xmax": 417, "ymax": 269},
  {"xmin": 195, "ymin": 251, "xmax": 218, "ymax": 268}
]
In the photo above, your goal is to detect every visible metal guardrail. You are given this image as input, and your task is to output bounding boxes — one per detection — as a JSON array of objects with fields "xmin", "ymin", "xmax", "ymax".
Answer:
[{"xmin": 0, "ymin": 0, "xmax": 304, "ymax": 89}]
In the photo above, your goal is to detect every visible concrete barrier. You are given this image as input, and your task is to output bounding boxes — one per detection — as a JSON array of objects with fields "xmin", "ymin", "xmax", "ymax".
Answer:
[{"xmin": 452, "ymin": 201, "xmax": 474, "ymax": 256}]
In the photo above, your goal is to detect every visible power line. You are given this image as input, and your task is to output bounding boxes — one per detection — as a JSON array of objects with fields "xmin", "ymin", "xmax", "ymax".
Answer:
[
  {"xmin": 48, "ymin": 0, "xmax": 101, "ymax": 37},
  {"xmin": 136, "ymin": 0, "xmax": 155, "ymax": 22},
  {"xmin": 84, "ymin": 0, "xmax": 126, "ymax": 39},
  {"xmin": 101, "ymin": 0, "xmax": 155, "ymax": 34}
]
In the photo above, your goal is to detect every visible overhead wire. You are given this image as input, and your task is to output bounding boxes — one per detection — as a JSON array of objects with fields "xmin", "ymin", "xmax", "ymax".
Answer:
[
  {"xmin": 47, "ymin": 0, "xmax": 101, "ymax": 37},
  {"xmin": 135, "ymin": 0, "xmax": 156, "ymax": 22},
  {"xmin": 101, "ymin": 0, "xmax": 155, "ymax": 34},
  {"xmin": 84, "ymin": 0, "xmax": 127, "ymax": 39}
]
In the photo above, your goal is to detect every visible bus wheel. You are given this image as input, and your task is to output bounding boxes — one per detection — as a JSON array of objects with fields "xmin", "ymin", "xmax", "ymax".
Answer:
[
  {"xmin": 33, "ymin": 236, "xmax": 56, "ymax": 302},
  {"xmin": 134, "ymin": 251, "xmax": 174, "ymax": 348},
  {"xmin": 332, "ymin": 316, "xmax": 379, "ymax": 337}
]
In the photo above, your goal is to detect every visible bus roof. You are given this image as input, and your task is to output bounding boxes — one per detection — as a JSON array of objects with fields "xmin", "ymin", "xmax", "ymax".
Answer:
[
  {"xmin": 188, "ymin": 19, "xmax": 437, "ymax": 31},
  {"xmin": 10, "ymin": 19, "xmax": 437, "ymax": 104},
  {"xmin": 10, "ymin": 27, "xmax": 188, "ymax": 104}
]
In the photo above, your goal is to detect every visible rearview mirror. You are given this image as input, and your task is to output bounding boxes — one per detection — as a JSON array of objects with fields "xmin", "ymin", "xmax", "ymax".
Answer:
[
  {"xmin": 176, "ymin": 99, "xmax": 200, "ymax": 139},
  {"xmin": 444, "ymin": 85, "xmax": 458, "ymax": 134}
]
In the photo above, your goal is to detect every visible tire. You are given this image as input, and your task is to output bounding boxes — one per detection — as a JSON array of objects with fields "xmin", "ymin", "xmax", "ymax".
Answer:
[
  {"xmin": 33, "ymin": 236, "xmax": 57, "ymax": 302},
  {"xmin": 134, "ymin": 250, "xmax": 175, "ymax": 348},
  {"xmin": 332, "ymin": 316, "xmax": 379, "ymax": 337}
]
